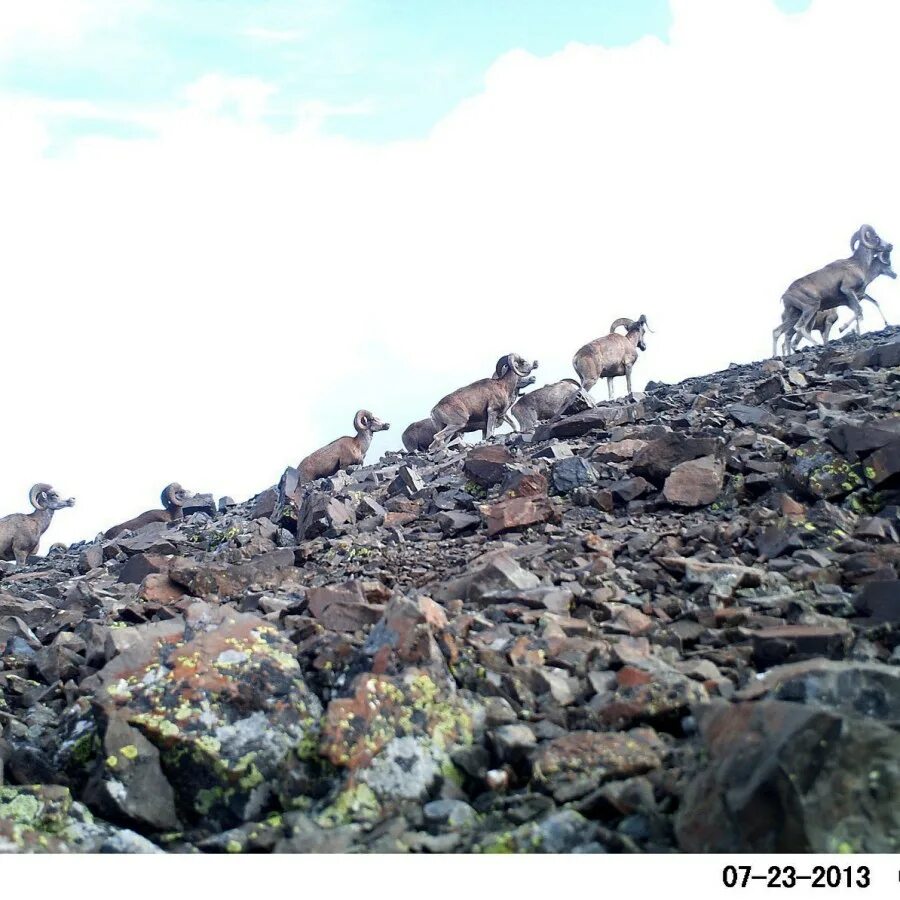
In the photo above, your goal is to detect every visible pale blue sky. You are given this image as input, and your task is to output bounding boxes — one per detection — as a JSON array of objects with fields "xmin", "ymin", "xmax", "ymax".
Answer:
[{"xmin": 3, "ymin": 0, "xmax": 810, "ymax": 145}]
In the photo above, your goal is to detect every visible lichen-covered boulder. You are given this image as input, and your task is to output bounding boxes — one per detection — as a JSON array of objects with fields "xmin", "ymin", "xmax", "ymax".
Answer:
[
  {"xmin": 317, "ymin": 670, "xmax": 474, "ymax": 823},
  {"xmin": 90, "ymin": 610, "xmax": 322, "ymax": 830},
  {"xmin": 0, "ymin": 785, "xmax": 161, "ymax": 854}
]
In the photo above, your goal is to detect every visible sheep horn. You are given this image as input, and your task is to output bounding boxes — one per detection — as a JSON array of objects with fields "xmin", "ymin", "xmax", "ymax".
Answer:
[
  {"xmin": 29, "ymin": 483, "xmax": 52, "ymax": 510},
  {"xmin": 859, "ymin": 224, "xmax": 879, "ymax": 250},
  {"xmin": 354, "ymin": 410, "xmax": 370, "ymax": 432},
  {"xmin": 609, "ymin": 318, "xmax": 634, "ymax": 334},
  {"xmin": 161, "ymin": 483, "xmax": 184, "ymax": 508},
  {"xmin": 496, "ymin": 354, "xmax": 513, "ymax": 378},
  {"xmin": 640, "ymin": 315, "xmax": 655, "ymax": 333}
]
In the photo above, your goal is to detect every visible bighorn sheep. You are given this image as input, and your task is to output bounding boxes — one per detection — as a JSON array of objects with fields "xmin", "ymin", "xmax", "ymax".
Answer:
[
  {"xmin": 773, "ymin": 224, "xmax": 895, "ymax": 356},
  {"xmin": 428, "ymin": 354, "xmax": 539, "ymax": 451},
  {"xmin": 402, "ymin": 365, "xmax": 536, "ymax": 452},
  {"xmin": 573, "ymin": 315, "xmax": 651, "ymax": 400},
  {"xmin": 103, "ymin": 483, "xmax": 193, "ymax": 539},
  {"xmin": 508, "ymin": 378, "xmax": 595, "ymax": 432},
  {"xmin": 0, "ymin": 484, "xmax": 75, "ymax": 566},
  {"xmin": 298, "ymin": 410, "xmax": 390, "ymax": 482}
]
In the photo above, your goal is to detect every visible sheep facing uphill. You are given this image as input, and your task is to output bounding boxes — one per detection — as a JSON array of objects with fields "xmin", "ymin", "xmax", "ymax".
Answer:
[
  {"xmin": 573, "ymin": 315, "xmax": 651, "ymax": 400},
  {"xmin": 402, "ymin": 364, "xmax": 537, "ymax": 452},
  {"xmin": 773, "ymin": 224, "xmax": 895, "ymax": 356},
  {"xmin": 428, "ymin": 353, "xmax": 538, "ymax": 451},
  {"xmin": 103, "ymin": 483, "xmax": 193, "ymax": 539},
  {"xmin": 298, "ymin": 410, "xmax": 390, "ymax": 482},
  {"xmin": 0, "ymin": 484, "xmax": 75, "ymax": 566}
]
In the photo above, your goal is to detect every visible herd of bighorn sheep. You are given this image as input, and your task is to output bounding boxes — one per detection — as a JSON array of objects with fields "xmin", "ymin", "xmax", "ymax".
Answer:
[{"xmin": 1, "ymin": 224, "xmax": 894, "ymax": 565}]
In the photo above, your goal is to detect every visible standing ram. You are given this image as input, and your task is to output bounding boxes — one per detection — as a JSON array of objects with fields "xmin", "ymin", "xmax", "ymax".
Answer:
[
  {"xmin": 0, "ymin": 484, "xmax": 75, "ymax": 567},
  {"xmin": 428, "ymin": 353, "xmax": 538, "ymax": 451},
  {"xmin": 573, "ymin": 315, "xmax": 651, "ymax": 401},
  {"xmin": 298, "ymin": 410, "xmax": 390, "ymax": 482},
  {"xmin": 402, "ymin": 362, "xmax": 536, "ymax": 452},
  {"xmin": 773, "ymin": 224, "xmax": 895, "ymax": 356}
]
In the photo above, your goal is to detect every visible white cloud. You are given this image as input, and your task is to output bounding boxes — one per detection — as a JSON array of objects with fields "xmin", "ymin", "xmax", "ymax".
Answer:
[
  {"xmin": 0, "ymin": 0, "xmax": 144, "ymax": 54},
  {"xmin": 1, "ymin": 0, "xmax": 899, "ymax": 549}
]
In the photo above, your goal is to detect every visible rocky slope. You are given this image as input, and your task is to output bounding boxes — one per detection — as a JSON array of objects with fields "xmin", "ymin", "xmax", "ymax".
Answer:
[{"xmin": 2, "ymin": 328, "xmax": 899, "ymax": 854}]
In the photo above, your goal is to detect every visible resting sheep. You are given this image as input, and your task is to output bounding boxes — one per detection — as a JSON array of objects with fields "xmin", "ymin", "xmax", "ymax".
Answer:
[
  {"xmin": 508, "ymin": 378, "xmax": 594, "ymax": 432},
  {"xmin": 773, "ymin": 224, "xmax": 895, "ymax": 355},
  {"xmin": 0, "ymin": 484, "xmax": 75, "ymax": 566},
  {"xmin": 298, "ymin": 410, "xmax": 390, "ymax": 482},
  {"xmin": 103, "ymin": 483, "xmax": 192, "ymax": 539},
  {"xmin": 573, "ymin": 315, "xmax": 651, "ymax": 400},
  {"xmin": 428, "ymin": 353, "xmax": 538, "ymax": 451}
]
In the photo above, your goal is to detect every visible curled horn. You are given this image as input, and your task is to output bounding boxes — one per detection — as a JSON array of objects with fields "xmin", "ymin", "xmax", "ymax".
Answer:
[
  {"xmin": 638, "ymin": 313, "xmax": 655, "ymax": 333},
  {"xmin": 29, "ymin": 483, "xmax": 52, "ymax": 510},
  {"xmin": 354, "ymin": 410, "xmax": 371, "ymax": 432},
  {"xmin": 495, "ymin": 354, "xmax": 513, "ymax": 377},
  {"xmin": 609, "ymin": 317, "xmax": 635, "ymax": 334},
  {"xmin": 161, "ymin": 483, "xmax": 185, "ymax": 509},
  {"xmin": 852, "ymin": 224, "xmax": 879, "ymax": 251}
]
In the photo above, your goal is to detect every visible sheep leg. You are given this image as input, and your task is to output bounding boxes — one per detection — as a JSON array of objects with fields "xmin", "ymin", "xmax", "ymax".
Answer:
[
  {"xmin": 13, "ymin": 548, "xmax": 28, "ymax": 567},
  {"xmin": 484, "ymin": 410, "xmax": 498, "ymax": 441},
  {"xmin": 606, "ymin": 378, "xmax": 614, "ymax": 401},
  {"xmin": 429, "ymin": 425, "xmax": 461, "ymax": 452},
  {"xmin": 625, "ymin": 371, "xmax": 633, "ymax": 397}
]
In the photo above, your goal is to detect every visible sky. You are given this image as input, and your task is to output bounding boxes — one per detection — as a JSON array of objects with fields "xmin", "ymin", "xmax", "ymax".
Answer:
[{"xmin": 1, "ymin": 0, "xmax": 898, "ymax": 550}]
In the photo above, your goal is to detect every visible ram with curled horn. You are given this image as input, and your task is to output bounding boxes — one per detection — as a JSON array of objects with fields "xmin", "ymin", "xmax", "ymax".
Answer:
[
  {"xmin": 103, "ymin": 482, "xmax": 194, "ymax": 539},
  {"xmin": 427, "ymin": 353, "xmax": 539, "ymax": 451},
  {"xmin": 773, "ymin": 224, "xmax": 896, "ymax": 357},
  {"xmin": 572, "ymin": 314, "xmax": 652, "ymax": 401},
  {"xmin": 403, "ymin": 360, "xmax": 535, "ymax": 451},
  {"xmin": 297, "ymin": 409, "xmax": 390, "ymax": 482},
  {"xmin": 0, "ymin": 484, "xmax": 75, "ymax": 567}
]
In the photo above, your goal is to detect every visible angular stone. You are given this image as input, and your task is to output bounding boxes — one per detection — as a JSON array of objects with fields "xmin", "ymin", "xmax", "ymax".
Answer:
[
  {"xmin": 532, "ymin": 731, "xmax": 661, "ymax": 801},
  {"xmin": 676, "ymin": 700, "xmax": 900, "ymax": 853},
  {"xmin": 751, "ymin": 625, "xmax": 849, "ymax": 669},
  {"xmin": 307, "ymin": 581, "xmax": 385, "ymax": 632},
  {"xmin": 853, "ymin": 581, "xmax": 900, "ymax": 624},
  {"xmin": 482, "ymin": 494, "xmax": 557, "ymax": 536},
  {"xmin": 296, "ymin": 492, "xmax": 355, "ymax": 540},
  {"xmin": 786, "ymin": 443, "xmax": 864, "ymax": 501},
  {"xmin": 551, "ymin": 457, "xmax": 598, "ymax": 494},
  {"xmin": 533, "ymin": 402, "xmax": 644, "ymax": 442},
  {"xmin": 82, "ymin": 717, "xmax": 180, "ymax": 832},
  {"xmin": 168, "ymin": 548, "xmax": 297, "ymax": 600},
  {"xmin": 91, "ymin": 610, "xmax": 321, "ymax": 830},
  {"xmin": 631, "ymin": 434, "xmax": 724, "ymax": 485},
  {"xmin": 663, "ymin": 455, "xmax": 725, "ymax": 507},
  {"xmin": 865, "ymin": 439, "xmax": 900, "ymax": 487},
  {"xmin": 464, "ymin": 446, "xmax": 515, "ymax": 488}
]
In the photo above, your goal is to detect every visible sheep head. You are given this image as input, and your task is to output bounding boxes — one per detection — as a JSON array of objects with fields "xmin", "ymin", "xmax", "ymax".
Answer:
[
  {"xmin": 610, "ymin": 315, "xmax": 652, "ymax": 351},
  {"xmin": 876, "ymin": 242, "xmax": 897, "ymax": 280},
  {"xmin": 354, "ymin": 410, "xmax": 391, "ymax": 434},
  {"xmin": 29, "ymin": 484, "xmax": 75, "ymax": 511},
  {"xmin": 495, "ymin": 354, "xmax": 538, "ymax": 380},
  {"xmin": 493, "ymin": 356, "xmax": 537, "ymax": 389},
  {"xmin": 850, "ymin": 224, "xmax": 882, "ymax": 253},
  {"xmin": 161, "ymin": 483, "xmax": 192, "ymax": 512}
]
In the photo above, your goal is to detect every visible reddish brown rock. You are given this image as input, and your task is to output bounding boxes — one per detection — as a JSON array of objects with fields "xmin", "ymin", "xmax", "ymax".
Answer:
[{"xmin": 663, "ymin": 455, "xmax": 725, "ymax": 507}]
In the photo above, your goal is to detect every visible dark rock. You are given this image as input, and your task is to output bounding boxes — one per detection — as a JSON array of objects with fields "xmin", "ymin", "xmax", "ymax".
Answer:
[
  {"xmin": 631, "ymin": 434, "xmax": 724, "ymax": 485},
  {"xmin": 551, "ymin": 457, "xmax": 598, "ymax": 494},
  {"xmin": 676, "ymin": 700, "xmax": 900, "ymax": 853}
]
